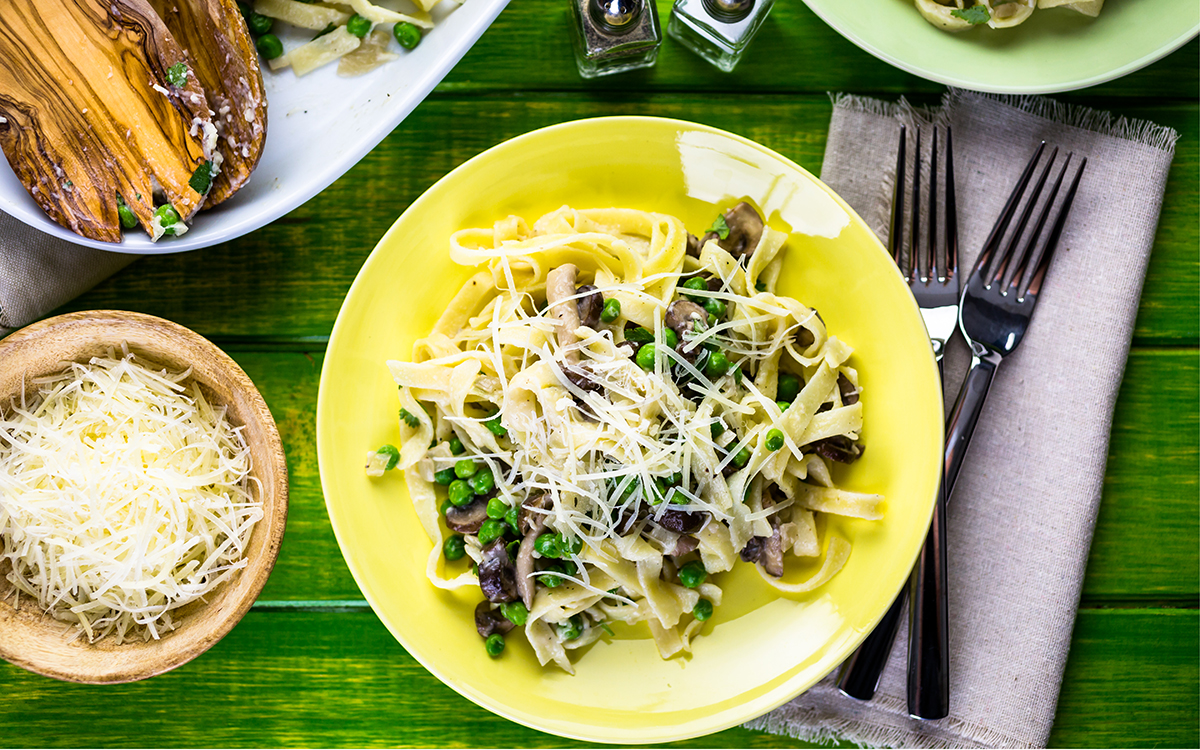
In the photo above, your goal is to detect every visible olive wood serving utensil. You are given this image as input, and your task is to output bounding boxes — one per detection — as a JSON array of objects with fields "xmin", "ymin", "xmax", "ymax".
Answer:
[
  {"xmin": 147, "ymin": 0, "xmax": 267, "ymax": 205},
  {"xmin": 0, "ymin": 0, "xmax": 215, "ymax": 242}
]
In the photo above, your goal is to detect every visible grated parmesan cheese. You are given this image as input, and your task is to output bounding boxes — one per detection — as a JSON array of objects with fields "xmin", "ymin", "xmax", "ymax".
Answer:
[{"xmin": 0, "ymin": 348, "xmax": 262, "ymax": 643}]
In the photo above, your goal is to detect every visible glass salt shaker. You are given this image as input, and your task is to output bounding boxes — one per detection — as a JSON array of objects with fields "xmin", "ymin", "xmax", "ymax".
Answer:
[
  {"xmin": 667, "ymin": 0, "xmax": 775, "ymax": 72},
  {"xmin": 568, "ymin": 0, "xmax": 662, "ymax": 79}
]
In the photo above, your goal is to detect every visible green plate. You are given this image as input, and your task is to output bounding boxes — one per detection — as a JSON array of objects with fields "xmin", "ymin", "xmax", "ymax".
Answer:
[{"xmin": 803, "ymin": 0, "xmax": 1199, "ymax": 93}]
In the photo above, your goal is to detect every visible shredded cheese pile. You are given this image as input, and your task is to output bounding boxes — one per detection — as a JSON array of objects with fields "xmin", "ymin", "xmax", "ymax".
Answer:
[{"xmin": 0, "ymin": 349, "xmax": 262, "ymax": 643}]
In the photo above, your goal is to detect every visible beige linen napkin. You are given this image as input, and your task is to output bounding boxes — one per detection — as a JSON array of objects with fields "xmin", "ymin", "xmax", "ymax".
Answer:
[
  {"xmin": 747, "ymin": 89, "xmax": 1178, "ymax": 748},
  {"xmin": 0, "ymin": 213, "xmax": 136, "ymax": 335}
]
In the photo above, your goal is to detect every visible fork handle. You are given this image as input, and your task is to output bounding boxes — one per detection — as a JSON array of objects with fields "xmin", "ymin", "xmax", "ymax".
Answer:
[{"xmin": 944, "ymin": 348, "xmax": 1002, "ymax": 500}]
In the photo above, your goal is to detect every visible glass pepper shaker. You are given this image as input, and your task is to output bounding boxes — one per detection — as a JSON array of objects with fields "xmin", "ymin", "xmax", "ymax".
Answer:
[
  {"xmin": 667, "ymin": 0, "xmax": 775, "ymax": 73},
  {"xmin": 568, "ymin": 0, "xmax": 662, "ymax": 79}
]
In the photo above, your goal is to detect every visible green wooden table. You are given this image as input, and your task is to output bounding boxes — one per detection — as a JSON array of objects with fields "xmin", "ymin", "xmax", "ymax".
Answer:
[{"xmin": 6, "ymin": 3, "xmax": 1197, "ymax": 746}]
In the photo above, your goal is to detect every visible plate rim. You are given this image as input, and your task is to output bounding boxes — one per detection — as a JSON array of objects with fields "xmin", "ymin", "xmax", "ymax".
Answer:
[
  {"xmin": 317, "ymin": 115, "xmax": 943, "ymax": 743},
  {"xmin": 801, "ymin": 0, "xmax": 1200, "ymax": 94}
]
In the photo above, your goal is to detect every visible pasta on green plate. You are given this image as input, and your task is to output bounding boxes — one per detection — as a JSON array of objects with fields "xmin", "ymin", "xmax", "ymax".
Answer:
[
  {"xmin": 916, "ymin": 0, "xmax": 1103, "ymax": 31},
  {"xmin": 367, "ymin": 204, "xmax": 881, "ymax": 673}
]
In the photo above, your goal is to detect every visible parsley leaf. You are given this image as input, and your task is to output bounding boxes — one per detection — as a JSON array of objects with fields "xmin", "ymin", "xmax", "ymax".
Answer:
[
  {"xmin": 166, "ymin": 62, "xmax": 188, "ymax": 87},
  {"xmin": 707, "ymin": 214, "xmax": 730, "ymax": 240},
  {"xmin": 950, "ymin": 5, "xmax": 990, "ymax": 24},
  {"xmin": 188, "ymin": 160, "xmax": 213, "ymax": 194}
]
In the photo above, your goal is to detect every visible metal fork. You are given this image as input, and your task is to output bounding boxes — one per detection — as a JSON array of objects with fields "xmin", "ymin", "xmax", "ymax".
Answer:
[{"xmin": 836, "ymin": 124, "xmax": 958, "ymax": 717}]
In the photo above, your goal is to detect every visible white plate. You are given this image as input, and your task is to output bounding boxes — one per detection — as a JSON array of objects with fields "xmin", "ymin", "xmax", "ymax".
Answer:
[{"xmin": 0, "ymin": 0, "xmax": 509, "ymax": 255}]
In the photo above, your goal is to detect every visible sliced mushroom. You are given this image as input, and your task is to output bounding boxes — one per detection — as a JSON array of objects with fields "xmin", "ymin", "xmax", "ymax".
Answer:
[
  {"xmin": 812, "ymin": 436, "xmax": 865, "ymax": 464},
  {"xmin": 739, "ymin": 535, "xmax": 766, "ymax": 563},
  {"xmin": 546, "ymin": 264, "xmax": 581, "ymax": 362},
  {"xmin": 563, "ymin": 362, "xmax": 605, "ymax": 422},
  {"xmin": 665, "ymin": 300, "xmax": 708, "ymax": 340},
  {"xmin": 702, "ymin": 202, "xmax": 764, "ymax": 261},
  {"xmin": 479, "ymin": 540, "xmax": 519, "ymax": 603},
  {"xmin": 146, "ymin": 0, "xmax": 266, "ymax": 205},
  {"xmin": 0, "ymin": 0, "xmax": 214, "ymax": 242},
  {"xmin": 671, "ymin": 534, "xmax": 699, "ymax": 557},
  {"xmin": 475, "ymin": 601, "xmax": 515, "ymax": 638},
  {"xmin": 445, "ymin": 497, "xmax": 488, "ymax": 533},
  {"xmin": 686, "ymin": 233, "xmax": 702, "ymax": 258},
  {"xmin": 657, "ymin": 509, "xmax": 704, "ymax": 535},
  {"xmin": 837, "ymin": 373, "xmax": 860, "ymax": 405},
  {"xmin": 761, "ymin": 521, "xmax": 785, "ymax": 578},
  {"xmin": 614, "ymin": 500, "xmax": 646, "ymax": 536},
  {"xmin": 516, "ymin": 493, "xmax": 550, "ymax": 609},
  {"xmin": 576, "ymin": 284, "xmax": 603, "ymax": 329}
]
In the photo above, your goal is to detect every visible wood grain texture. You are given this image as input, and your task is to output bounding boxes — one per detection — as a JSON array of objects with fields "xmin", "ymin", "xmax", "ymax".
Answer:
[
  {"xmin": 147, "ymin": 0, "xmax": 267, "ymax": 205},
  {"xmin": 209, "ymin": 347, "xmax": 1199, "ymax": 604},
  {"xmin": 436, "ymin": 1, "xmax": 1200, "ymax": 99},
  {"xmin": 60, "ymin": 94, "xmax": 1199, "ymax": 345},
  {"xmin": 0, "ymin": 608, "xmax": 1191, "ymax": 748},
  {"xmin": 0, "ymin": 312, "xmax": 288, "ymax": 684},
  {"xmin": 0, "ymin": 0, "xmax": 212, "ymax": 240}
]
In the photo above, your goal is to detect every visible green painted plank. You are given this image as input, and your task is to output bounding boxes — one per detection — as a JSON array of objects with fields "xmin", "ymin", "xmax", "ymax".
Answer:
[
  {"xmin": 437, "ymin": 2, "xmax": 1200, "ymax": 100},
  {"xmin": 60, "ymin": 96, "xmax": 1199, "ymax": 346},
  {"xmin": 230, "ymin": 348, "xmax": 1196, "ymax": 603},
  {"xmin": 0, "ymin": 608, "xmax": 1192, "ymax": 747},
  {"xmin": 1049, "ymin": 609, "xmax": 1199, "ymax": 748}
]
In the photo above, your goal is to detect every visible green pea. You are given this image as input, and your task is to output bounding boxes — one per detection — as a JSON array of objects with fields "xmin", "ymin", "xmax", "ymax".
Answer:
[
  {"xmin": 678, "ymin": 561, "xmax": 707, "ymax": 589},
  {"xmin": 484, "ymin": 633, "xmax": 505, "ymax": 657},
  {"xmin": 733, "ymin": 365, "xmax": 744, "ymax": 385},
  {"xmin": 501, "ymin": 601, "xmax": 528, "ymax": 626},
  {"xmin": 153, "ymin": 203, "xmax": 179, "ymax": 227},
  {"xmin": 663, "ymin": 328, "xmax": 679, "ymax": 348},
  {"xmin": 534, "ymin": 533, "xmax": 561, "ymax": 559},
  {"xmin": 777, "ymin": 373, "xmax": 801, "ymax": 403},
  {"xmin": 765, "ymin": 429, "xmax": 785, "ymax": 452},
  {"xmin": 477, "ymin": 519, "xmax": 506, "ymax": 546},
  {"xmin": 440, "ymin": 499, "xmax": 452, "ymax": 516},
  {"xmin": 375, "ymin": 444, "xmax": 400, "ymax": 471},
  {"xmin": 486, "ymin": 497, "xmax": 508, "ymax": 520},
  {"xmin": 777, "ymin": 400, "xmax": 791, "ymax": 412},
  {"xmin": 625, "ymin": 326, "xmax": 654, "ymax": 346},
  {"xmin": 504, "ymin": 505, "xmax": 520, "ymax": 534},
  {"xmin": 539, "ymin": 563, "xmax": 565, "ymax": 588},
  {"xmin": 682, "ymin": 277, "xmax": 707, "ymax": 298},
  {"xmin": 636, "ymin": 343, "xmax": 657, "ymax": 370},
  {"xmin": 485, "ymin": 415, "xmax": 508, "ymax": 437},
  {"xmin": 693, "ymin": 598, "xmax": 714, "ymax": 621},
  {"xmin": 448, "ymin": 479, "xmax": 473, "ymax": 507},
  {"xmin": 393, "ymin": 21, "xmax": 421, "ymax": 49},
  {"xmin": 557, "ymin": 615, "xmax": 584, "ymax": 641},
  {"xmin": 448, "ymin": 436, "xmax": 465, "ymax": 455},
  {"xmin": 732, "ymin": 446, "xmax": 751, "ymax": 468},
  {"xmin": 704, "ymin": 298, "xmax": 725, "ymax": 320},
  {"xmin": 255, "ymin": 33, "xmax": 283, "ymax": 60},
  {"xmin": 471, "ymin": 468, "xmax": 495, "ymax": 495},
  {"xmin": 346, "ymin": 13, "xmax": 371, "ymax": 37},
  {"xmin": 705, "ymin": 350, "xmax": 731, "ymax": 379},
  {"xmin": 116, "ymin": 196, "xmax": 137, "ymax": 229},
  {"xmin": 443, "ymin": 535, "xmax": 466, "ymax": 561},
  {"xmin": 455, "ymin": 459, "xmax": 478, "ymax": 479},
  {"xmin": 399, "ymin": 408, "xmax": 420, "ymax": 428},
  {"xmin": 434, "ymin": 468, "xmax": 456, "ymax": 486},
  {"xmin": 668, "ymin": 488, "xmax": 687, "ymax": 505},
  {"xmin": 710, "ymin": 422, "xmax": 725, "ymax": 439},
  {"xmin": 600, "ymin": 298, "xmax": 621, "ymax": 323},
  {"xmin": 556, "ymin": 533, "xmax": 582, "ymax": 556},
  {"xmin": 246, "ymin": 12, "xmax": 273, "ymax": 36}
]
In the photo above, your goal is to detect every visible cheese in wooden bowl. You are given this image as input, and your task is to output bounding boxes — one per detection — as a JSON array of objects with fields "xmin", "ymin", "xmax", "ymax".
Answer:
[{"xmin": 0, "ymin": 311, "xmax": 288, "ymax": 683}]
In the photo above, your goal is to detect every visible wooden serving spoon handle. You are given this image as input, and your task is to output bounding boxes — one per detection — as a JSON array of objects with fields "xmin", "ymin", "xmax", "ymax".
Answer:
[{"xmin": 0, "ymin": 0, "xmax": 214, "ymax": 242}]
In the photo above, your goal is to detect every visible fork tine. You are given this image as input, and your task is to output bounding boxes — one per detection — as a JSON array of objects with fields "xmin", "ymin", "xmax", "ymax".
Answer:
[
  {"xmin": 1011, "ymin": 153, "xmax": 1072, "ymax": 295},
  {"xmin": 927, "ymin": 128, "xmax": 938, "ymax": 284},
  {"xmin": 944, "ymin": 127, "xmax": 957, "ymax": 282},
  {"xmin": 1023, "ymin": 156, "xmax": 1087, "ymax": 301},
  {"xmin": 890, "ymin": 126, "xmax": 907, "ymax": 269},
  {"xmin": 973, "ymin": 141, "xmax": 1046, "ymax": 284},
  {"xmin": 991, "ymin": 147, "xmax": 1059, "ymax": 290},
  {"xmin": 909, "ymin": 128, "xmax": 922, "ymax": 282}
]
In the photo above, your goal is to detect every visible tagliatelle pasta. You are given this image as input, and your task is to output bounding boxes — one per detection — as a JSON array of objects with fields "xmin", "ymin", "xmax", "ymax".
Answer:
[
  {"xmin": 915, "ymin": 0, "xmax": 1103, "ymax": 31},
  {"xmin": 368, "ymin": 204, "xmax": 882, "ymax": 672}
]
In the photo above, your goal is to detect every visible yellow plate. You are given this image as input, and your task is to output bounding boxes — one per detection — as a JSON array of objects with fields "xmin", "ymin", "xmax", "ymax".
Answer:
[{"xmin": 317, "ymin": 117, "xmax": 943, "ymax": 743}]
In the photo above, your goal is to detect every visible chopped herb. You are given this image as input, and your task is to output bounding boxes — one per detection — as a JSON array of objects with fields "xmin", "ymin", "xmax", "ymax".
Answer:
[
  {"xmin": 707, "ymin": 214, "xmax": 730, "ymax": 240},
  {"xmin": 755, "ymin": 281, "xmax": 767, "ymax": 292},
  {"xmin": 598, "ymin": 621, "xmax": 615, "ymax": 636},
  {"xmin": 188, "ymin": 160, "xmax": 213, "ymax": 194},
  {"xmin": 950, "ymin": 5, "xmax": 990, "ymax": 24},
  {"xmin": 399, "ymin": 408, "xmax": 420, "ymax": 428},
  {"xmin": 166, "ymin": 62, "xmax": 188, "ymax": 87}
]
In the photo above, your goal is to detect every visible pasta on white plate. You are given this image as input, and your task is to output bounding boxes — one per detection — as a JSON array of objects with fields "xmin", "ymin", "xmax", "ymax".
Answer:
[
  {"xmin": 366, "ymin": 203, "xmax": 881, "ymax": 672},
  {"xmin": 916, "ymin": 0, "xmax": 1103, "ymax": 32}
]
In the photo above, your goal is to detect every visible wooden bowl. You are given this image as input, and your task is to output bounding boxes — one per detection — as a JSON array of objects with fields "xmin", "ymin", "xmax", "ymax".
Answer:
[{"xmin": 0, "ymin": 310, "xmax": 288, "ymax": 683}]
